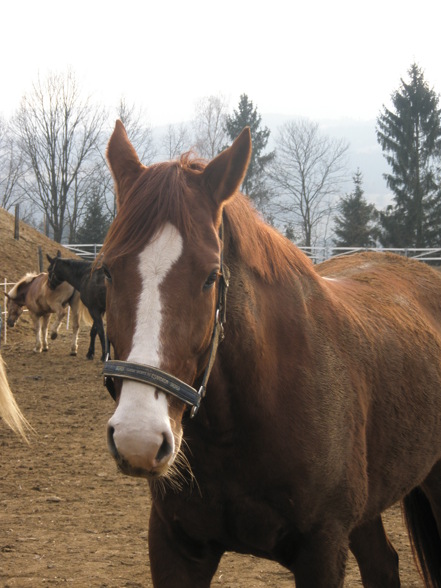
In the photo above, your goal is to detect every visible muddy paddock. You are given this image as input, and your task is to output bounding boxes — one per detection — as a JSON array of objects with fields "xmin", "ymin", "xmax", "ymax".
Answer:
[{"xmin": 0, "ymin": 320, "xmax": 423, "ymax": 586}]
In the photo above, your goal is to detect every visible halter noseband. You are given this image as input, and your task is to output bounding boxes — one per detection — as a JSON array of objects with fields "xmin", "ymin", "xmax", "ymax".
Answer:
[{"xmin": 102, "ymin": 223, "xmax": 229, "ymax": 418}]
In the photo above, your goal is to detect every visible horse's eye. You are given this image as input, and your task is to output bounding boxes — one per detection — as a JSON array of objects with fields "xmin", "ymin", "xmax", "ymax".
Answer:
[
  {"xmin": 102, "ymin": 265, "xmax": 112, "ymax": 283},
  {"xmin": 203, "ymin": 269, "xmax": 219, "ymax": 291}
]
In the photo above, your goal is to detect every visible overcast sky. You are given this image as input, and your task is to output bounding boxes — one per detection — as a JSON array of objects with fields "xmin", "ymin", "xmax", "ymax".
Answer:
[{"xmin": 2, "ymin": 0, "xmax": 440, "ymax": 127}]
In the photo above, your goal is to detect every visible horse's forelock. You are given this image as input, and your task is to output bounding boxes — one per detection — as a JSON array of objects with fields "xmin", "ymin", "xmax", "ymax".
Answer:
[{"xmin": 101, "ymin": 157, "xmax": 205, "ymax": 265}]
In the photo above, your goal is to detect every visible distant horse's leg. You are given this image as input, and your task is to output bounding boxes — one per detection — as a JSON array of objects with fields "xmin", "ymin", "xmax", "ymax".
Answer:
[
  {"xmin": 32, "ymin": 315, "xmax": 43, "ymax": 352},
  {"xmin": 50, "ymin": 306, "xmax": 66, "ymax": 340},
  {"xmin": 148, "ymin": 506, "xmax": 222, "ymax": 588},
  {"xmin": 69, "ymin": 295, "xmax": 81, "ymax": 356},
  {"xmin": 86, "ymin": 323, "xmax": 97, "ymax": 360},
  {"xmin": 97, "ymin": 317, "xmax": 106, "ymax": 361},
  {"xmin": 41, "ymin": 315, "xmax": 50, "ymax": 351},
  {"xmin": 349, "ymin": 516, "xmax": 400, "ymax": 587}
]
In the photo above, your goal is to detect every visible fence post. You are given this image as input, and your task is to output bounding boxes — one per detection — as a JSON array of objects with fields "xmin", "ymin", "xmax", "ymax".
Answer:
[
  {"xmin": 14, "ymin": 204, "xmax": 20, "ymax": 240},
  {"xmin": 38, "ymin": 246, "xmax": 43, "ymax": 272},
  {"xmin": 3, "ymin": 278, "xmax": 7, "ymax": 345}
]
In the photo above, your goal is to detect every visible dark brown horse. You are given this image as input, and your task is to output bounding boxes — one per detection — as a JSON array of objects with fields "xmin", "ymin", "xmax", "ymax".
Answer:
[
  {"xmin": 100, "ymin": 120, "xmax": 441, "ymax": 587},
  {"xmin": 47, "ymin": 252, "xmax": 107, "ymax": 361},
  {"xmin": 6, "ymin": 272, "xmax": 81, "ymax": 355}
]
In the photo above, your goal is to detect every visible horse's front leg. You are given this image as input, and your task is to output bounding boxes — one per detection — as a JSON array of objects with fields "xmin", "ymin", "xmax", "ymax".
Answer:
[
  {"xmin": 290, "ymin": 524, "xmax": 349, "ymax": 588},
  {"xmin": 148, "ymin": 506, "xmax": 222, "ymax": 588},
  {"xmin": 350, "ymin": 516, "xmax": 400, "ymax": 587},
  {"xmin": 86, "ymin": 323, "xmax": 97, "ymax": 360},
  {"xmin": 32, "ymin": 315, "xmax": 41, "ymax": 353},
  {"xmin": 69, "ymin": 305, "xmax": 80, "ymax": 356},
  {"xmin": 97, "ymin": 317, "xmax": 106, "ymax": 362},
  {"xmin": 50, "ymin": 306, "xmax": 66, "ymax": 340},
  {"xmin": 41, "ymin": 314, "xmax": 50, "ymax": 351},
  {"xmin": 32, "ymin": 315, "xmax": 43, "ymax": 353}
]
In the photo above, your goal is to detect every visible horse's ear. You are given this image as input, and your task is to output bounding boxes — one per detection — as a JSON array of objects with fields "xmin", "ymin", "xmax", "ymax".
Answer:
[
  {"xmin": 46, "ymin": 254, "xmax": 53, "ymax": 263},
  {"xmin": 57, "ymin": 250, "xmax": 61, "ymax": 258},
  {"xmin": 202, "ymin": 127, "xmax": 252, "ymax": 208},
  {"xmin": 106, "ymin": 120, "xmax": 144, "ymax": 211},
  {"xmin": 4, "ymin": 292, "xmax": 10, "ymax": 299}
]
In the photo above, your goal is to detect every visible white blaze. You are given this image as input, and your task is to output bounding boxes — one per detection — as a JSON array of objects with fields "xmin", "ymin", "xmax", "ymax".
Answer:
[{"xmin": 108, "ymin": 223, "xmax": 183, "ymax": 471}]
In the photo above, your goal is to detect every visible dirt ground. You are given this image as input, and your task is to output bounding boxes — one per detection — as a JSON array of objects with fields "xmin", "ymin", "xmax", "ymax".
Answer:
[{"xmin": 0, "ymin": 318, "xmax": 424, "ymax": 587}]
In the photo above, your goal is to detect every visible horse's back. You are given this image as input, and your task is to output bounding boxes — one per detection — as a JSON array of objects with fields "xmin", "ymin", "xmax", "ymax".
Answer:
[
  {"xmin": 30, "ymin": 274, "xmax": 74, "ymax": 313},
  {"xmin": 318, "ymin": 251, "xmax": 441, "ymax": 316}
]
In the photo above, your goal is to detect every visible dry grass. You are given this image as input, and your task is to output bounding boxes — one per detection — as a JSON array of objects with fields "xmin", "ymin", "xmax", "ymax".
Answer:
[{"xmin": 0, "ymin": 207, "xmax": 78, "ymax": 284}]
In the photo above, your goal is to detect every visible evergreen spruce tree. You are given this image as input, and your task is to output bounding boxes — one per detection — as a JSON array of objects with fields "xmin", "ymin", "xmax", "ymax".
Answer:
[
  {"xmin": 334, "ymin": 170, "xmax": 379, "ymax": 247},
  {"xmin": 75, "ymin": 191, "xmax": 111, "ymax": 244},
  {"xmin": 224, "ymin": 94, "xmax": 275, "ymax": 211},
  {"xmin": 376, "ymin": 63, "xmax": 441, "ymax": 247}
]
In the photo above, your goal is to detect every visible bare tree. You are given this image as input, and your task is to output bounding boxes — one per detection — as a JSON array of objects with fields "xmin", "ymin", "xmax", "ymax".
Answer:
[
  {"xmin": 0, "ymin": 117, "xmax": 25, "ymax": 211},
  {"xmin": 160, "ymin": 123, "xmax": 191, "ymax": 160},
  {"xmin": 12, "ymin": 69, "xmax": 106, "ymax": 242},
  {"xmin": 96, "ymin": 98, "xmax": 157, "ymax": 220},
  {"xmin": 192, "ymin": 94, "xmax": 229, "ymax": 158},
  {"xmin": 116, "ymin": 98, "xmax": 156, "ymax": 164},
  {"xmin": 269, "ymin": 119, "xmax": 349, "ymax": 246}
]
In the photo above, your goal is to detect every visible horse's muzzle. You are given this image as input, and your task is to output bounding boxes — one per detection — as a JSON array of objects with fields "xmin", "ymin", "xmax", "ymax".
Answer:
[{"xmin": 107, "ymin": 423, "xmax": 174, "ymax": 479}]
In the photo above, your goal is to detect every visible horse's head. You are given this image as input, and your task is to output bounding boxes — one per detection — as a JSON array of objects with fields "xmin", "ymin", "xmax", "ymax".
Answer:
[
  {"xmin": 46, "ymin": 251, "xmax": 63, "ymax": 290},
  {"xmin": 101, "ymin": 120, "xmax": 251, "ymax": 479},
  {"xmin": 5, "ymin": 293, "xmax": 22, "ymax": 327},
  {"xmin": 5, "ymin": 275, "xmax": 34, "ymax": 327}
]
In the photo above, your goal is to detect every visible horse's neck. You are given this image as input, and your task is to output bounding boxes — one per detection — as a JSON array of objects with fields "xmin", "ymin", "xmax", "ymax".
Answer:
[
  {"xmin": 19, "ymin": 280, "xmax": 35, "ymax": 305},
  {"xmin": 60, "ymin": 262, "xmax": 90, "ymax": 290},
  {"xmin": 221, "ymin": 247, "xmax": 317, "ymax": 376}
]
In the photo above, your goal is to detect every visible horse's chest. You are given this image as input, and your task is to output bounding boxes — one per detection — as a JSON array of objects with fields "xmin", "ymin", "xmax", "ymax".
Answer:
[
  {"xmin": 163, "ymin": 488, "xmax": 299, "ymax": 560},
  {"xmin": 224, "ymin": 495, "xmax": 298, "ymax": 555}
]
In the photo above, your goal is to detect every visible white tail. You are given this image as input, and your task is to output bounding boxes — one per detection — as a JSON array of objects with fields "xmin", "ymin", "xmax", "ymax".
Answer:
[{"xmin": 0, "ymin": 354, "xmax": 32, "ymax": 440}]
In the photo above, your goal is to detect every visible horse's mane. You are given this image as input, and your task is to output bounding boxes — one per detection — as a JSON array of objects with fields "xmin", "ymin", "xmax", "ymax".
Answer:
[
  {"xmin": 100, "ymin": 153, "xmax": 314, "ymax": 283},
  {"xmin": 223, "ymin": 196, "xmax": 314, "ymax": 283},
  {"xmin": 8, "ymin": 272, "xmax": 42, "ymax": 298}
]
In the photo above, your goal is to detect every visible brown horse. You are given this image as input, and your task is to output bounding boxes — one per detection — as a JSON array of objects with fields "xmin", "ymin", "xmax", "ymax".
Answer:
[
  {"xmin": 100, "ymin": 120, "xmax": 441, "ymax": 587},
  {"xmin": 6, "ymin": 272, "xmax": 81, "ymax": 355}
]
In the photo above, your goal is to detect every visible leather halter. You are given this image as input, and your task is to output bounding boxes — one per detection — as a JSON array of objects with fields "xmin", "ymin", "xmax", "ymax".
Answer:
[{"xmin": 103, "ymin": 223, "xmax": 229, "ymax": 418}]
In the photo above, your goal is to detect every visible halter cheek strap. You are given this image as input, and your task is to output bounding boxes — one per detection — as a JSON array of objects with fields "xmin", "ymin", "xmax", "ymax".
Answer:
[{"xmin": 103, "ymin": 223, "xmax": 230, "ymax": 418}]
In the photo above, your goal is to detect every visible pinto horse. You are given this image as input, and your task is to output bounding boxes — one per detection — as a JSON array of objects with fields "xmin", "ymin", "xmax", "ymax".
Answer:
[
  {"xmin": 100, "ymin": 120, "xmax": 441, "ymax": 588},
  {"xmin": 47, "ymin": 253, "xmax": 106, "ymax": 361},
  {"xmin": 6, "ymin": 273, "xmax": 81, "ymax": 355}
]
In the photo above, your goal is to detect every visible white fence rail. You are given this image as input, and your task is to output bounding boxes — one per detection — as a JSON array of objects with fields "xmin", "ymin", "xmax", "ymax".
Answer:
[
  {"xmin": 62, "ymin": 243, "xmax": 441, "ymax": 265},
  {"xmin": 299, "ymin": 246, "xmax": 441, "ymax": 264}
]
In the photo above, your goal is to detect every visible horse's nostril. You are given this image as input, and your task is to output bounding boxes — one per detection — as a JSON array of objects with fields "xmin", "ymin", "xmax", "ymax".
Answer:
[
  {"xmin": 155, "ymin": 432, "xmax": 173, "ymax": 463},
  {"xmin": 107, "ymin": 425, "xmax": 118, "ymax": 458}
]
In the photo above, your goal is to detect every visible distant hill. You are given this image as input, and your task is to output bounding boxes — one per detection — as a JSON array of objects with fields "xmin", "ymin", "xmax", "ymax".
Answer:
[{"xmin": 0, "ymin": 207, "xmax": 78, "ymax": 283}]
